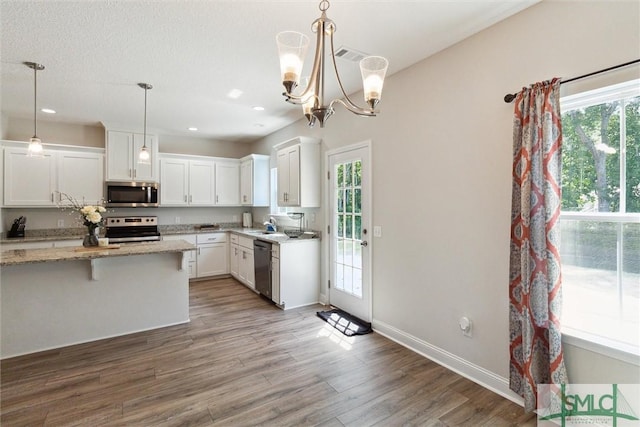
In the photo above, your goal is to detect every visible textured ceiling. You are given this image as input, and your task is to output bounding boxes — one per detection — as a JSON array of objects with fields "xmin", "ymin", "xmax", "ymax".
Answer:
[{"xmin": 1, "ymin": 0, "xmax": 538, "ymax": 143}]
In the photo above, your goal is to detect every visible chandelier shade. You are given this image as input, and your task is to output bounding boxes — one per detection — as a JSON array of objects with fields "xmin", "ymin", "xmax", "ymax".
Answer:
[{"xmin": 276, "ymin": 0, "xmax": 389, "ymax": 128}]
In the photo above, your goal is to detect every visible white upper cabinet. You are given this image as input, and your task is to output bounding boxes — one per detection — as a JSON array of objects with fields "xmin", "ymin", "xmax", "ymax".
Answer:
[
  {"xmin": 58, "ymin": 151, "xmax": 104, "ymax": 205},
  {"xmin": 3, "ymin": 145, "xmax": 104, "ymax": 207},
  {"xmin": 4, "ymin": 148, "xmax": 57, "ymax": 206},
  {"xmin": 276, "ymin": 138, "xmax": 320, "ymax": 207},
  {"xmin": 160, "ymin": 157, "xmax": 215, "ymax": 206},
  {"xmin": 159, "ymin": 157, "xmax": 189, "ymax": 205},
  {"xmin": 189, "ymin": 160, "xmax": 216, "ymax": 205},
  {"xmin": 106, "ymin": 130, "xmax": 158, "ymax": 182},
  {"xmin": 214, "ymin": 160, "xmax": 240, "ymax": 206},
  {"xmin": 240, "ymin": 154, "xmax": 269, "ymax": 207}
]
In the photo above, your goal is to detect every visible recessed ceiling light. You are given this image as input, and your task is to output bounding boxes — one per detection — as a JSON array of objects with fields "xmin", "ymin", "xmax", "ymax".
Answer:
[
  {"xmin": 41, "ymin": 108, "xmax": 56, "ymax": 114},
  {"xmin": 253, "ymin": 123, "xmax": 265, "ymax": 128},
  {"xmin": 252, "ymin": 106, "xmax": 265, "ymax": 111},
  {"xmin": 227, "ymin": 89, "xmax": 243, "ymax": 99},
  {"xmin": 188, "ymin": 127, "xmax": 198, "ymax": 131}
]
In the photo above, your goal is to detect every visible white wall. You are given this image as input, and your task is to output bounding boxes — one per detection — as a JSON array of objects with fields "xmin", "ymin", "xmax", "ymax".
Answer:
[{"xmin": 250, "ymin": 0, "xmax": 640, "ymax": 400}]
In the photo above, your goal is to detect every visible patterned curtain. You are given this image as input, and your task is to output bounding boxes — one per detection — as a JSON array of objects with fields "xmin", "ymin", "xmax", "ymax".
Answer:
[{"xmin": 509, "ymin": 78, "xmax": 568, "ymax": 412}]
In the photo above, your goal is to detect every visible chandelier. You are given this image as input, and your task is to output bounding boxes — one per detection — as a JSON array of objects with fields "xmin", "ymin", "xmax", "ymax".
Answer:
[{"xmin": 276, "ymin": 0, "xmax": 389, "ymax": 128}]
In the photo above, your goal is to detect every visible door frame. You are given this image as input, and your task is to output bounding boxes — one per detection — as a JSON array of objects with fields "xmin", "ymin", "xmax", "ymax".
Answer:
[{"xmin": 325, "ymin": 140, "xmax": 373, "ymax": 322}]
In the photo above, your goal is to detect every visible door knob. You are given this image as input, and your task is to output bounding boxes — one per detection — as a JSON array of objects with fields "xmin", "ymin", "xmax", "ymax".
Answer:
[{"xmin": 360, "ymin": 241, "xmax": 368, "ymax": 247}]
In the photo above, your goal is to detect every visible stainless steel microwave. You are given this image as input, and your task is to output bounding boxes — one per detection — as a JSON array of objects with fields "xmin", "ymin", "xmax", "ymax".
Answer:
[{"xmin": 105, "ymin": 182, "xmax": 159, "ymax": 208}]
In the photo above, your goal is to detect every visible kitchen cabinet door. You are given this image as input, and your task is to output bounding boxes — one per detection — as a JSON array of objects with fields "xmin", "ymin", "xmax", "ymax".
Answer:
[
  {"xmin": 58, "ymin": 151, "xmax": 104, "ymax": 205},
  {"xmin": 189, "ymin": 160, "xmax": 215, "ymax": 205},
  {"xmin": 214, "ymin": 160, "xmax": 240, "ymax": 206},
  {"xmin": 276, "ymin": 140, "xmax": 320, "ymax": 207},
  {"xmin": 160, "ymin": 158, "xmax": 189, "ymax": 206},
  {"xmin": 106, "ymin": 131, "xmax": 157, "ymax": 182},
  {"xmin": 4, "ymin": 148, "xmax": 57, "ymax": 206},
  {"xmin": 197, "ymin": 243, "xmax": 228, "ymax": 277},
  {"xmin": 240, "ymin": 154, "xmax": 270, "ymax": 206},
  {"xmin": 106, "ymin": 131, "xmax": 134, "ymax": 181},
  {"xmin": 240, "ymin": 159, "xmax": 253, "ymax": 205},
  {"xmin": 271, "ymin": 252, "xmax": 280, "ymax": 305},
  {"xmin": 238, "ymin": 247, "xmax": 255, "ymax": 289},
  {"xmin": 230, "ymin": 242, "xmax": 240, "ymax": 278}
]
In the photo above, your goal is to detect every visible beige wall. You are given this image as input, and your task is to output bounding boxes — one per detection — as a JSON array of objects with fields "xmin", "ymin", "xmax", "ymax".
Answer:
[
  {"xmin": 159, "ymin": 134, "xmax": 251, "ymax": 158},
  {"xmin": 5, "ymin": 117, "xmax": 105, "ymax": 147},
  {"xmin": 250, "ymin": 0, "xmax": 640, "ymax": 398}
]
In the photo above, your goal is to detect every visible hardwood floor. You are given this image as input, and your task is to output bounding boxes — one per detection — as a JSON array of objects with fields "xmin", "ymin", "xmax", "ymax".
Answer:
[{"xmin": 1, "ymin": 278, "xmax": 536, "ymax": 426}]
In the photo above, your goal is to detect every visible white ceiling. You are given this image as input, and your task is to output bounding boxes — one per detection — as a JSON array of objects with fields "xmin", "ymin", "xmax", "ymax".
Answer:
[{"xmin": 1, "ymin": 0, "xmax": 538, "ymax": 143}]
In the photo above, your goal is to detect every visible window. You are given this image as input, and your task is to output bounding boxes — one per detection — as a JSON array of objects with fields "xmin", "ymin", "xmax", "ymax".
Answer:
[{"xmin": 559, "ymin": 79, "xmax": 640, "ymax": 356}]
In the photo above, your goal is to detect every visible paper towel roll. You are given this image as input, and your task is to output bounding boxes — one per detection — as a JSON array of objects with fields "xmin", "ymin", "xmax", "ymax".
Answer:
[{"xmin": 242, "ymin": 212, "xmax": 252, "ymax": 228}]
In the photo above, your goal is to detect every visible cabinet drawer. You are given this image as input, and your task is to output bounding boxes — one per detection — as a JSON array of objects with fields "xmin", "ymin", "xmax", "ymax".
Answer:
[
  {"xmin": 238, "ymin": 236, "xmax": 254, "ymax": 249},
  {"xmin": 230, "ymin": 233, "xmax": 239, "ymax": 244},
  {"xmin": 271, "ymin": 244, "xmax": 280, "ymax": 259},
  {"xmin": 196, "ymin": 233, "xmax": 227, "ymax": 244}
]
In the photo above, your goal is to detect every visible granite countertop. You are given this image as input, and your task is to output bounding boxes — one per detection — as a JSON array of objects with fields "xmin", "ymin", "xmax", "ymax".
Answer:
[
  {"xmin": 0, "ymin": 223, "xmax": 320, "ymax": 245},
  {"xmin": 0, "ymin": 240, "xmax": 195, "ymax": 266}
]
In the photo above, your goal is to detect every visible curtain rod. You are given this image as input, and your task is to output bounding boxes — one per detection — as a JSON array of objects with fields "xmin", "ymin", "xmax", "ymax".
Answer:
[{"xmin": 503, "ymin": 58, "xmax": 640, "ymax": 103}]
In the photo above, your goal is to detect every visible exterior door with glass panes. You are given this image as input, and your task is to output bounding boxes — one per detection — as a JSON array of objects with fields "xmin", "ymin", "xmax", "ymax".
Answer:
[{"xmin": 328, "ymin": 143, "xmax": 371, "ymax": 322}]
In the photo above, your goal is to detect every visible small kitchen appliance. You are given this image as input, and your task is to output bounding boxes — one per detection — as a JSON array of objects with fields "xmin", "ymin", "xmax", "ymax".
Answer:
[{"xmin": 104, "ymin": 216, "xmax": 161, "ymax": 243}]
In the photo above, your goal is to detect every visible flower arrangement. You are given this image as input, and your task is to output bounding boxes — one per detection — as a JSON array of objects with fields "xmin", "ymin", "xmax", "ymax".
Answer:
[{"xmin": 57, "ymin": 192, "xmax": 107, "ymax": 246}]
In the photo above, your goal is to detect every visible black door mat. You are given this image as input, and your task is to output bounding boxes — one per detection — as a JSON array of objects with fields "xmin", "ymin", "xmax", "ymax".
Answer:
[{"xmin": 317, "ymin": 308, "xmax": 373, "ymax": 336}]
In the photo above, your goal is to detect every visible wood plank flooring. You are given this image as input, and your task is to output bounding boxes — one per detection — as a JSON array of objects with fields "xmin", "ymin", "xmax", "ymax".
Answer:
[{"xmin": 1, "ymin": 278, "xmax": 536, "ymax": 426}]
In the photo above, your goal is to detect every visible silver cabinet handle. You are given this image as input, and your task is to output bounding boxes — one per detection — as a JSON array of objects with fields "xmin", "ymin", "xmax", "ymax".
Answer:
[
  {"xmin": 129, "ymin": 168, "xmax": 132, "ymax": 178},
  {"xmin": 216, "ymin": 195, "xmax": 219, "ymax": 203},
  {"xmin": 198, "ymin": 247, "xmax": 201, "ymax": 255},
  {"xmin": 134, "ymin": 169, "xmax": 137, "ymax": 178},
  {"xmin": 184, "ymin": 195, "xmax": 187, "ymax": 203},
  {"xmin": 189, "ymin": 195, "xmax": 192, "ymax": 203}
]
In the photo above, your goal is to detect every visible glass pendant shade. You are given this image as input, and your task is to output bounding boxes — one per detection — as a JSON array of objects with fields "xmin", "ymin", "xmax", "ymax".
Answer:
[
  {"xmin": 138, "ymin": 145, "xmax": 151, "ymax": 164},
  {"xmin": 360, "ymin": 56, "xmax": 389, "ymax": 108},
  {"xmin": 27, "ymin": 136, "xmax": 43, "ymax": 156},
  {"xmin": 276, "ymin": 31, "xmax": 310, "ymax": 93}
]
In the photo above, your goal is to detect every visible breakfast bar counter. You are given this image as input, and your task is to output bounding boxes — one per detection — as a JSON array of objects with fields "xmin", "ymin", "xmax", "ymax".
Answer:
[{"xmin": 1, "ymin": 240, "xmax": 195, "ymax": 359}]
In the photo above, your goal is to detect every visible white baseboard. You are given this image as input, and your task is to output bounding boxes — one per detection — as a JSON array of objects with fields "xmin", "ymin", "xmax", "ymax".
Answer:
[{"xmin": 372, "ymin": 319, "xmax": 524, "ymax": 406}]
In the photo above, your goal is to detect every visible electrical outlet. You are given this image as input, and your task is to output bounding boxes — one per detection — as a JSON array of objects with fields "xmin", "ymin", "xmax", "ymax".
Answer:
[
  {"xmin": 373, "ymin": 226, "xmax": 382, "ymax": 237},
  {"xmin": 175, "ymin": 216, "xmax": 181, "ymax": 224},
  {"xmin": 232, "ymin": 215, "xmax": 239, "ymax": 222},
  {"xmin": 57, "ymin": 219, "xmax": 64, "ymax": 228}
]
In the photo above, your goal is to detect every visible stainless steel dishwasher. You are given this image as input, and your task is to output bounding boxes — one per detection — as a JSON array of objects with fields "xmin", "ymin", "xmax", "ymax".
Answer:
[{"xmin": 253, "ymin": 239, "xmax": 272, "ymax": 300}]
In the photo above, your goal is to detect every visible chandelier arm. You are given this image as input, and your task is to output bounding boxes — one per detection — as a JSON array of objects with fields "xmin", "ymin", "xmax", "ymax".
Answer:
[
  {"xmin": 330, "ymin": 99, "xmax": 376, "ymax": 116},
  {"xmin": 328, "ymin": 31, "xmax": 373, "ymax": 115}
]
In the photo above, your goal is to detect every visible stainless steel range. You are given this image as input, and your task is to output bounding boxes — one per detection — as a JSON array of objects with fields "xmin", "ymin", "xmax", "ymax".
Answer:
[{"xmin": 104, "ymin": 216, "xmax": 161, "ymax": 243}]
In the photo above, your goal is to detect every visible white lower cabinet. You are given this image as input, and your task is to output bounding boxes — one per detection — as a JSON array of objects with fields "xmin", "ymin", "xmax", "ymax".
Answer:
[
  {"xmin": 196, "ymin": 233, "xmax": 228, "ymax": 277},
  {"xmin": 229, "ymin": 234, "xmax": 240, "ymax": 278},
  {"xmin": 162, "ymin": 234, "xmax": 197, "ymax": 278},
  {"xmin": 237, "ymin": 235, "xmax": 255, "ymax": 289},
  {"xmin": 271, "ymin": 239, "xmax": 320, "ymax": 309}
]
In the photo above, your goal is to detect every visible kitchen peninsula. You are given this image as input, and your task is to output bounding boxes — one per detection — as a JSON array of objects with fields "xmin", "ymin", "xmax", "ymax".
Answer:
[{"xmin": 0, "ymin": 240, "xmax": 194, "ymax": 359}]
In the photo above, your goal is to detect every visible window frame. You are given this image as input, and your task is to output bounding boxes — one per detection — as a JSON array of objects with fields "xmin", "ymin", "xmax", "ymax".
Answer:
[{"xmin": 559, "ymin": 79, "xmax": 640, "ymax": 363}]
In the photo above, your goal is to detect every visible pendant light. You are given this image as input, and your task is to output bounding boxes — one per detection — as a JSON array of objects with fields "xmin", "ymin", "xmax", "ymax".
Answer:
[
  {"xmin": 276, "ymin": 0, "xmax": 389, "ymax": 128},
  {"xmin": 137, "ymin": 83, "xmax": 152, "ymax": 165},
  {"xmin": 24, "ymin": 62, "xmax": 45, "ymax": 156}
]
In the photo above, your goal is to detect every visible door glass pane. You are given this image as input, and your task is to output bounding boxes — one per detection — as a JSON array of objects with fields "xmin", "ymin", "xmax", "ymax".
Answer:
[
  {"xmin": 345, "ymin": 214, "xmax": 353, "ymax": 239},
  {"xmin": 625, "ymin": 96, "xmax": 640, "ymax": 213},
  {"xmin": 332, "ymin": 159, "xmax": 364, "ymax": 299},
  {"xmin": 354, "ymin": 160, "xmax": 362, "ymax": 186}
]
